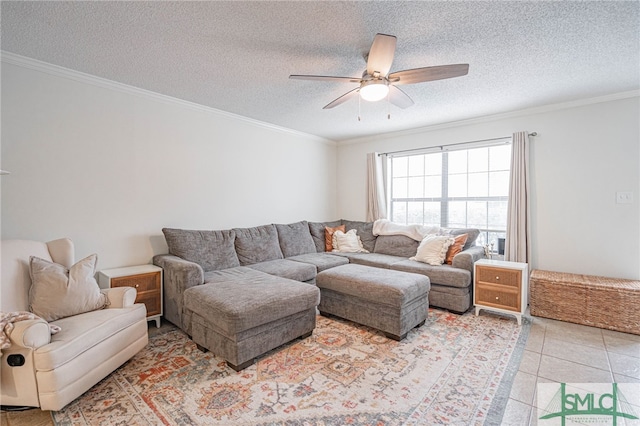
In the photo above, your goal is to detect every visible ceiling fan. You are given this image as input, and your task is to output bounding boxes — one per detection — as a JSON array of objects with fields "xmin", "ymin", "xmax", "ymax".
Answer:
[{"xmin": 290, "ymin": 33, "xmax": 469, "ymax": 110}]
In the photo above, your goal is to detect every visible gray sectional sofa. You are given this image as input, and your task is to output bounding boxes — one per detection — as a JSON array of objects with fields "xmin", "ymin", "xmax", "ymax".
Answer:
[{"xmin": 153, "ymin": 219, "xmax": 484, "ymax": 369}]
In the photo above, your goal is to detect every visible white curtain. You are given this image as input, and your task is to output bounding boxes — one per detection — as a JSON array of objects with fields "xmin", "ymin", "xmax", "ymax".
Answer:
[
  {"xmin": 366, "ymin": 152, "xmax": 387, "ymax": 221},
  {"xmin": 504, "ymin": 131, "xmax": 531, "ymax": 263}
]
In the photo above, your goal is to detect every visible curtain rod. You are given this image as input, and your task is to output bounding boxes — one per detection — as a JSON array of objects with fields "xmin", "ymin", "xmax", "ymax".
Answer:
[{"xmin": 379, "ymin": 132, "xmax": 537, "ymax": 157}]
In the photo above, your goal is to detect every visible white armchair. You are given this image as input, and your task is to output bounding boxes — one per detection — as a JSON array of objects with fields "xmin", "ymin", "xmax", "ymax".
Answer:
[{"xmin": 1, "ymin": 238, "xmax": 148, "ymax": 410}]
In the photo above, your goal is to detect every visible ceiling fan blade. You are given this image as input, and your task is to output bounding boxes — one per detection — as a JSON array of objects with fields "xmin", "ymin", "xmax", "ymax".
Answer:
[
  {"xmin": 323, "ymin": 88, "xmax": 360, "ymax": 109},
  {"xmin": 289, "ymin": 75, "xmax": 361, "ymax": 83},
  {"xmin": 388, "ymin": 64, "xmax": 469, "ymax": 85},
  {"xmin": 388, "ymin": 85, "xmax": 414, "ymax": 109},
  {"xmin": 366, "ymin": 33, "xmax": 397, "ymax": 77}
]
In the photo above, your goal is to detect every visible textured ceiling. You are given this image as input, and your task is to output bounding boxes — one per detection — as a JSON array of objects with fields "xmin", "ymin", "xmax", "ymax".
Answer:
[{"xmin": 2, "ymin": 1, "xmax": 639, "ymax": 141}]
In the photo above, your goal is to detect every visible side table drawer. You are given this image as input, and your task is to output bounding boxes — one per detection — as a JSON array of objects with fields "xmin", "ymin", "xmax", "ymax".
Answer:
[
  {"xmin": 111, "ymin": 272, "xmax": 159, "ymax": 293},
  {"xmin": 136, "ymin": 291, "xmax": 162, "ymax": 317},
  {"xmin": 477, "ymin": 266, "xmax": 521, "ymax": 287},
  {"xmin": 475, "ymin": 283, "xmax": 520, "ymax": 312}
]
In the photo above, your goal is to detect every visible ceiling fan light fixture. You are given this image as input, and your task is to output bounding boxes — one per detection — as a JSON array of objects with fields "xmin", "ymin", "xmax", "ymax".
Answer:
[{"xmin": 359, "ymin": 80, "xmax": 389, "ymax": 102}]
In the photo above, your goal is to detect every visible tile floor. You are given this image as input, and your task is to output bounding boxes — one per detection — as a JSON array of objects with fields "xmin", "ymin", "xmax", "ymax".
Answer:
[
  {"xmin": 3, "ymin": 314, "xmax": 639, "ymax": 426},
  {"xmin": 502, "ymin": 314, "xmax": 640, "ymax": 426}
]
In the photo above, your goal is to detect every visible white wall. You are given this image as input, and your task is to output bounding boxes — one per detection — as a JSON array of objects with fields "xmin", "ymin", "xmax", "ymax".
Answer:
[
  {"xmin": 1, "ymin": 61, "xmax": 338, "ymax": 269},
  {"xmin": 336, "ymin": 95, "xmax": 640, "ymax": 279}
]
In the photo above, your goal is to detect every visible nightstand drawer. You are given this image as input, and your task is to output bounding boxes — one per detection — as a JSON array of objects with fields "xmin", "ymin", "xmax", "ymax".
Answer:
[
  {"xmin": 477, "ymin": 266, "xmax": 521, "ymax": 287},
  {"xmin": 136, "ymin": 291, "xmax": 161, "ymax": 317},
  {"xmin": 111, "ymin": 272, "xmax": 160, "ymax": 292},
  {"xmin": 475, "ymin": 283, "xmax": 520, "ymax": 311}
]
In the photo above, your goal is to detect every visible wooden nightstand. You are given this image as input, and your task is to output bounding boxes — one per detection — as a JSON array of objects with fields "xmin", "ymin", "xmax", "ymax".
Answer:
[
  {"xmin": 474, "ymin": 259, "xmax": 528, "ymax": 325},
  {"xmin": 98, "ymin": 265, "xmax": 163, "ymax": 328}
]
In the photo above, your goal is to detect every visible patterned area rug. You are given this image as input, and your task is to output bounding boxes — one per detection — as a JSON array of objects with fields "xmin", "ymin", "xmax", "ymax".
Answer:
[{"xmin": 53, "ymin": 309, "xmax": 528, "ymax": 425}]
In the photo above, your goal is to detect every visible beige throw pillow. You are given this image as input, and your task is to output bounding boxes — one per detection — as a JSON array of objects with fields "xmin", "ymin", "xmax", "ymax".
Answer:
[
  {"xmin": 331, "ymin": 229, "xmax": 369, "ymax": 253},
  {"xmin": 29, "ymin": 254, "xmax": 107, "ymax": 321},
  {"xmin": 411, "ymin": 235, "xmax": 456, "ymax": 266}
]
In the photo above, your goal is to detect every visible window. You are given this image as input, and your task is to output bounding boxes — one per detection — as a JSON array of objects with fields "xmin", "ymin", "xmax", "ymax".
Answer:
[{"xmin": 389, "ymin": 144, "xmax": 511, "ymax": 249}]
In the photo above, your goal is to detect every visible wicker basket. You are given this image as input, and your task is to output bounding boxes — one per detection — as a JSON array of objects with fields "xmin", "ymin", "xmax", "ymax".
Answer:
[{"xmin": 530, "ymin": 269, "xmax": 640, "ymax": 335}]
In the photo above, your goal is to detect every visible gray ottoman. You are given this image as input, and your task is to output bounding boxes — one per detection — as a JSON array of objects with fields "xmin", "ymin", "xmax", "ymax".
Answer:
[
  {"xmin": 183, "ymin": 272, "xmax": 320, "ymax": 371},
  {"xmin": 316, "ymin": 264, "xmax": 430, "ymax": 340}
]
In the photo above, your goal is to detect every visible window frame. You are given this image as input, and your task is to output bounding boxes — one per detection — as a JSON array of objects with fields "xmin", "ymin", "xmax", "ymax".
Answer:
[{"xmin": 387, "ymin": 141, "xmax": 511, "ymax": 249}]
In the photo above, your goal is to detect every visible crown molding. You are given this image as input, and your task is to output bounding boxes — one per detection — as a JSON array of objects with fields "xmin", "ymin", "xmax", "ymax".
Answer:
[
  {"xmin": 339, "ymin": 89, "xmax": 640, "ymax": 145},
  {"xmin": 1, "ymin": 51, "xmax": 337, "ymax": 146}
]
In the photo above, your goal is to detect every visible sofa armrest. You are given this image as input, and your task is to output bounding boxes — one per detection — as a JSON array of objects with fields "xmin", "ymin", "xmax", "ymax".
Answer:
[
  {"xmin": 153, "ymin": 254, "xmax": 204, "ymax": 290},
  {"xmin": 8, "ymin": 319, "xmax": 51, "ymax": 349},
  {"xmin": 101, "ymin": 287, "xmax": 138, "ymax": 308},
  {"xmin": 153, "ymin": 254, "xmax": 204, "ymax": 329},
  {"xmin": 452, "ymin": 246, "xmax": 486, "ymax": 275}
]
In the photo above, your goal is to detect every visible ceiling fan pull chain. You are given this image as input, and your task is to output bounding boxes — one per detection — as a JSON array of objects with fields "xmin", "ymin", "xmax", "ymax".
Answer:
[
  {"xmin": 387, "ymin": 91, "xmax": 391, "ymax": 120},
  {"xmin": 358, "ymin": 94, "xmax": 362, "ymax": 121}
]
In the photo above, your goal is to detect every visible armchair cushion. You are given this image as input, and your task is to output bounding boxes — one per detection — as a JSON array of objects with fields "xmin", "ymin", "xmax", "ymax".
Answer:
[
  {"xmin": 37, "ymin": 305, "xmax": 146, "ymax": 371},
  {"xmin": 29, "ymin": 254, "xmax": 107, "ymax": 322}
]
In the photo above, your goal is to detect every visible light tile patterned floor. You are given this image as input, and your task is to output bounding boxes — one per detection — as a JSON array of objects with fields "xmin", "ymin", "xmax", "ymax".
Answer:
[{"xmin": 502, "ymin": 314, "xmax": 640, "ymax": 426}]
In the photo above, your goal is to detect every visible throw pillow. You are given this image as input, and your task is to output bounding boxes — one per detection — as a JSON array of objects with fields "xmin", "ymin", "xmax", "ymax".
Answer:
[
  {"xmin": 324, "ymin": 225, "xmax": 346, "ymax": 251},
  {"xmin": 410, "ymin": 235, "xmax": 456, "ymax": 266},
  {"xmin": 29, "ymin": 254, "xmax": 107, "ymax": 322},
  {"xmin": 332, "ymin": 229, "xmax": 369, "ymax": 253},
  {"xmin": 444, "ymin": 233, "xmax": 468, "ymax": 265}
]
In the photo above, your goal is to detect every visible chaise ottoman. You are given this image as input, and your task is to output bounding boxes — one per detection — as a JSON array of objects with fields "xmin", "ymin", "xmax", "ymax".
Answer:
[
  {"xmin": 316, "ymin": 264, "xmax": 430, "ymax": 340},
  {"xmin": 182, "ymin": 269, "xmax": 320, "ymax": 371}
]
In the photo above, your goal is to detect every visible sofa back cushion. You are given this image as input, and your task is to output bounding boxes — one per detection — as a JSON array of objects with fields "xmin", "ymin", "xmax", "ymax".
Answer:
[
  {"xmin": 342, "ymin": 220, "xmax": 377, "ymax": 253},
  {"xmin": 373, "ymin": 235, "xmax": 420, "ymax": 258},
  {"xmin": 234, "ymin": 224, "xmax": 284, "ymax": 265},
  {"xmin": 275, "ymin": 221, "xmax": 316, "ymax": 257},
  {"xmin": 308, "ymin": 220, "xmax": 342, "ymax": 253},
  {"xmin": 163, "ymin": 228, "xmax": 240, "ymax": 271}
]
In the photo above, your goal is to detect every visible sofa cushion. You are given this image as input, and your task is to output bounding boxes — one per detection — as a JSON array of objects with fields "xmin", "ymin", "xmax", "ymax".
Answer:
[
  {"xmin": 203, "ymin": 266, "xmax": 266, "ymax": 285},
  {"xmin": 343, "ymin": 253, "xmax": 405, "ymax": 269},
  {"xmin": 234, "ymin": 224, "xmax": 284, "ymax": 265},
  {"xmin": 342, "ymin": 220, "xmax": 377, "ymax": 252},
  {"xmin": 275, "ymin": 221, "xmax": 316, "ymax": 257},
  {"xmin": 373, "ymin": 235, "xmax": 419, "ymax": 258},
  {"xmin": 308, "ymin": 220, "xmax": 342, "ymax": 253},
  {"xmin": 183, "ymin": 275, "xmax": 320, "ymax": 336},
  {"xmin": 247, "ymin": 259, "xmax": 317, "ymax": 282},
  {"xmin": 390, "ymin": 260, "xmax": 471, "ymax": 288},
  {"xmin": 287, "ymin": 253, "xmax": 350, "ymax": 272},
  {"xmin": 29, "ymin": 254, "xmax": 107, "ymax": 322},
  {"xmin": 36, "ymin": 304, "xmax": 146, "ymax": 370},
  {"xmin": 163, "ymin": 228, "xmax": 240, "ymax": 271}
]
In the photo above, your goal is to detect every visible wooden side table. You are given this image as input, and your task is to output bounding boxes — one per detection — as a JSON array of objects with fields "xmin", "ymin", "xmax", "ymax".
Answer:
[
  {"xmin": 98, "ymin": 265, "xmax": 163, "ymax": 328},
  {"xmin": 474, "ymin": 258, "xmax": 528, "ymax": 325}
]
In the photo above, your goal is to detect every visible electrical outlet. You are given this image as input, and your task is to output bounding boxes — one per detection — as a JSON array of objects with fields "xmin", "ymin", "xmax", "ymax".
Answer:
[{"xmin": 616, "ymin": 192, "xmax": 633, "ymax": 204}]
